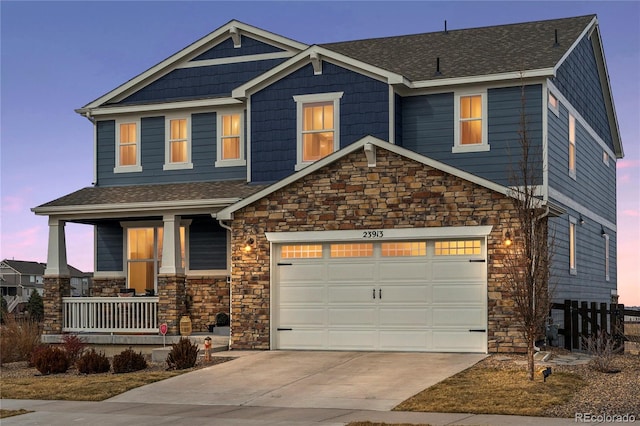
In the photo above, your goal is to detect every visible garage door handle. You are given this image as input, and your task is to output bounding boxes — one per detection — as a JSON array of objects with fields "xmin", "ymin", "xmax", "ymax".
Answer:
[
  {"xmin": 469, "ymin": 329, "xmax": 486, "ymax": 332},
  {"xmin": 277, "ymin": 327, "xmax": 292, "ymax": 331},
  {"xmin": 379, "ymin": 288, "xmax": 382, "ymax": 299},
  {"xmin": 469, "ymin": 259, "xmax": 486, "ymax": 263},
  {"xmin": 372, "ymin": 288, "xmax": 376, "ymax": 299},
  {"xmin": 277, "ymin": 262, "xmax": 292, "ymax": 266}
]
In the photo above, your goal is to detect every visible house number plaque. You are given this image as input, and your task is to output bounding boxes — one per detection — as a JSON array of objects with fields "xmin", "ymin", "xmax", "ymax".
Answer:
[{"xmin": 362, "ymin": 230, "xmax": 384, "ymax": 239}]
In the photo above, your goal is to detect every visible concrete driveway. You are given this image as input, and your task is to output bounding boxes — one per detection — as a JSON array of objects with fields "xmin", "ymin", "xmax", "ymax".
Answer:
[{"xmin": 108, "ymin": 351, "xmax": 486, "ymax": 411}]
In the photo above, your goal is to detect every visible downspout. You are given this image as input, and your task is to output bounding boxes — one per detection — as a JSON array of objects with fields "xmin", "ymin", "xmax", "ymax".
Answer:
[
  {"xmin": 217, "ymin": 218, "xmax": 233, "ymax": 349},
  {"xmin": 533, "ymin": 205, "xmax": 551, "ymax": 352}
]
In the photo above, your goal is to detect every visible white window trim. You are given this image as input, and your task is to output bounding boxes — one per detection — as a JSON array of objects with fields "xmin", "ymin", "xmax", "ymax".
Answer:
[
  {"xmin": 568, "ymin": 113, "xmax": 576, "ymax": 180},
  {"xmin": 569, "ymin": 216, "xmax": 577, "ymax": 275},
  {"xmin": 548, "ymin": 92, "xmax": 560, "ymax": 117},
  {"xmin": 453, "ymin": 90, "xmax": 489, "ymax": 153},
  {"xmin": 215, "ymin": 110, "xmax": 246, "ymax": 168},
  {"xmin": 602, "ymin": 150, "xmax": 610, "ymax": 167},
  {"xmin": 114, "ymin": 118, "xmax": 142, "ymax": 173},
  {"xmin": 164, "ymin": 114, "xmax": 193, "ymax": 170},
  {"xmin": 603, "ymin": 233, "xmax": 610, "ymax": 282},
  {"xmin": 293, "ymin": 92, "xmax": 343, "ymax": 171}
]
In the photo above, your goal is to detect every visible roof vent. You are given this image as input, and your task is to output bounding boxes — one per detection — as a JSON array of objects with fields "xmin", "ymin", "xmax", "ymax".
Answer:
[
  {"xmin": 434, "ymin": 57, "xmax": 442, "ymax": 76},
  {"xmin": 444, "ymin": 20, "xmax": 448, "ymax": 35},
  {"xmin": 553, "ymin": 29, "xmax": 559, "ymax": 47}
]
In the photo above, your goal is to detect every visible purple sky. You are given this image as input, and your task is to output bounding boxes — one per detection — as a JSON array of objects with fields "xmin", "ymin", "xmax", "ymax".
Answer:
[{"xmin": 1, "ymin": 1, "xmax": 638, "ymax": 305}]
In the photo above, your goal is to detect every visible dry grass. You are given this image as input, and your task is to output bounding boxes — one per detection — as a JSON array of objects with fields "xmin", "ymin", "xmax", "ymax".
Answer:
[
  {"xmin": 394, "ymin": 363, "xmax": 584, "ymax": 417},
  {"xmin": 0, "ymin": 409, "xmax": 32, "ymax": 419},
  {"xmin": 0, "ymin": 318, "xmax": 42, "ymax": 363}
]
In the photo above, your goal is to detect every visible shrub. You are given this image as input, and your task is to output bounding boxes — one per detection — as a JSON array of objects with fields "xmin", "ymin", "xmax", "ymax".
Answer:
[
  {"xmin": 77, "ymin": 349, "xmax": 111, "ymax": 374},
  {"xmin": 61, "ymin": 334, "xmax": 87, "ymax": 365},
  {"xmin": 0, "ymin": 296, "xmax": 8, "ymax": 324},
  {"xmin": 0, "ymin": 316, "xmax": 42, "ymax": 364},
  {"xmin": 112, "ymin": 347, "xmax": 148, "ymax": 373},
  {"xmin": 166, "ymin": 337, "xmax": 198, "ymax": 370},
  {"xmin": 25, "ymin": 290, "xmax": 44, "ymax": 323},
  {"xmin": 582, "ymin": 331, "xmax": 622, "ymax": 373},
  {"xmin": 31, "ymin": 346, "xmax": 70, "ymax": 375}
]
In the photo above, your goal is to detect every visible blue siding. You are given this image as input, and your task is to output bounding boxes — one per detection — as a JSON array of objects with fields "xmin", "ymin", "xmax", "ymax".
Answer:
[
  {"xmin": 189, "ymin": 217, "xmax": 227, "ymax": 270},
  {"xmin": 96, "ymin": 222, "xmax": 123, "ymax": 272},
  {"xmin": 191, "ymin": 35, "xmax": 285, "ymax": 61},
  {"xmin": 549, "ymin": 210, "xmax": 616, "ymax": 303},
  {"xmin": 250, "ymin": 62, "xmax": 389, "ymax": 182},
  {"xmin": 401, "ymin": 85, "xmax": 543, "ymax": 186},
  {"xmin": 115, "ymin": 59, "xmax": 286, "ymax": 105},
  {"xmin": 547, "ymin": 103, "xmax": 616, "ymax": 222},
  {"xmin": 552, "ymin": 37, "xmax": 612, "ymax": 148},
  {"xmin": 96, "ymin": 113, "xmax": 245, "ymax": 187}
]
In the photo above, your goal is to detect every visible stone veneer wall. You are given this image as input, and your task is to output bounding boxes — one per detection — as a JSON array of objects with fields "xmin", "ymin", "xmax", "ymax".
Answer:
[
  {"xmin": 91, "ymin": 277, "xmax": 126, "ymax": 297},
  {"xmin": 158, "ymin": 274, "xmax": 187, "ymax": 335},
  {"xmin": 186, "ymin": 276, "xmax": 230, "ymax": 332},
  {"xmin": 42, "ymin": 276, "xmax": 71, "ymax": 335},
  {"xmin": 230, "ymin": 147, "xmax": 529, "ymax": 352}
]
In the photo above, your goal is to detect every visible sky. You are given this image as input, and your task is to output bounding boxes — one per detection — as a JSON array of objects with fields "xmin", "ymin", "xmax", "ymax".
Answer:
[{"xmin": 1, "ymin": 1, "xmax": 638, "ymax": 305}]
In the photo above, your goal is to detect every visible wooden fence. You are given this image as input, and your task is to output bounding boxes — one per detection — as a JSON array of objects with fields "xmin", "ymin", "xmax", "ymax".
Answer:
[{"xmin": 550, "ymin": 300, "xmax": 640, "ymax": 351}]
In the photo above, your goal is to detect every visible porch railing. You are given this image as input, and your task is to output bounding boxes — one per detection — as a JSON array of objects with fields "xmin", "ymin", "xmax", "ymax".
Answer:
[{"xmin": 62, "ymin": 297, "xmax": 159, "ymax": 333}]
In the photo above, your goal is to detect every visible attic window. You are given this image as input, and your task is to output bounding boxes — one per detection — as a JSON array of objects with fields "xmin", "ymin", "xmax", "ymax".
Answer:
[
  {"xmin": 453, "ymin": 91, "xmax": 489, "ymax": 153},
  {"xmin": 548, "ymin": 92, "xmax": 559, "ymax": 117}
]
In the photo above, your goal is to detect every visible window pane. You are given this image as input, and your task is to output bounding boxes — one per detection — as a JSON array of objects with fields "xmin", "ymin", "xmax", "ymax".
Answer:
[
  {"xmin": 382, "ymin": 242, "xmax": 426, "ymax": 257},
  {"xmin": 323, "ymin": 104, "xmax": 333, "ymax": 129},
  {"xmin": 470, "ymin": 96, "xmax": 481, "ymax": 118},
  {"xmin": 435, "ymin": 240, "xmax": 481, "ymax": 256},
  {"xmin": 120, "ymin": 123, "xmax": 136, "ymax": 144},
  {"xmin": 303, "ymin": 102, "xmax": 332, "ymax": 131},
  {"xmin": 303, "ymin": 132, "xmax": 334, "ymax": 161},
  {"xmin": 120, "ymin": 145, "xmax": 136, "ymax": 166},
  {"xmin": 569, "ymin": 222, "xmax": 576, "ymax": 269},
  {"xmin": 128, "ymin": 228, "xmax": 154, "ymax": 259},
  {"xmin": 222, "ymin": 114, "xmax": 240, "ymax": 137},
  {"xmin": 281, "ymin": 245, "xmax": 323, "ymax": 258},
  {"xmin": 330, "ymin": 243, "xmax": 373, "ymax": 258},
  {"xmin": 171, "ymin": 119, "xmax": 186, "ymax": 140},
  {"xmin": 170, "ymin": 141, "xmax": 187, "ymax": 163},
  {"xmin": 569, "ymin": 114, "xmax": 575, "ymax": 143},
  {"xmin": 222, "ymin": 137, "xmax": 240, "ymax": 160},
  {"xmin": 569, "ymin": 142, "xmax": 575, "ymax": 171},
  {"xmin": 461, "ymin": 120, "xmax": 482, "ymax": 145}
]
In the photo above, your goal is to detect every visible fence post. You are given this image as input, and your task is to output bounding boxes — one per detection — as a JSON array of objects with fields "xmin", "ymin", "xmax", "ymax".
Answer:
[
  {"xmin": 600, "ymin": 302, "xmax": 608, "ymax": 334},
  {"xmin": 581, "ymin": 301, "xmax": 589, "ymax": 346},
  {"xmin": 590, "ymin": 302, "xmax": 597, "ymax": 334},
  {"xmin": 571, "ymin": 300, "xmax": 580, "ymax": 350},
  {"xmin": 564, "ymin": 299, "xmax": 572, "ymax": 350}
]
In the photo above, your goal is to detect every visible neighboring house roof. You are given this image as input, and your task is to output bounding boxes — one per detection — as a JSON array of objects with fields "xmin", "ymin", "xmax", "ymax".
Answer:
[
  {"xmin": 320, "ymin": 15, "xmax": 595, "ymax": 83},
  {"xmin": 32, "ymin": 181, "xmax": 269, "ymax": 217},
  {"xmin": 0, "ymin": 260, "xmax": 89, "ymax": 277}
]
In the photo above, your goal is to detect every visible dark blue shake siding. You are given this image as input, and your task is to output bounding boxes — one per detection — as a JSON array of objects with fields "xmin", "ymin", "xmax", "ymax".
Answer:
[
  {"xmin": 552, "ymin": 37, "xmax": 612, "ymax": 149},
  {"xmin": 401, "ymin": 85, "xmax": 543, "ymax": 186},
  {"xmin": 548, "ymin": 103, "xmax": 616, "ymax": 223},
  {"xmin": 96, "ymin": 113, "xmax": 245, "ymax": 187},
  {"xmin": 250, "ymin": 62, "xmax": 390, "ymax": 183},
  {"xmin": 115, "ymin": 59, "xmax": 286, "ymax": 105},
  {"xmin": 549, "ymin": 209, "xmax": 617, "ymax": 303},
  {"xmin": 191, "ymin": 35, "xmax": 286, "ymax": 61}
]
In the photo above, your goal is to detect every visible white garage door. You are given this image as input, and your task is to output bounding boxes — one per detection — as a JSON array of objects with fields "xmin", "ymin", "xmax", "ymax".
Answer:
[{"xmin": 273, "ymin": 238, "xmax": 487, "ymax": 353}]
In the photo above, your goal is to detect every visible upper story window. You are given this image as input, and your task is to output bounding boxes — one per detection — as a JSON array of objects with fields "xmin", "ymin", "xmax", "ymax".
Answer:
[
  {"xmin": 164, "ymin": 116, "xmax": 193, "ymax": 170},
  {"xmin": 603, "ymin": 232, "xmax": 610, "ymax": 282},
  {"xmin": 215, "ymin": 111, "xmax": 246, "ymax": 167},
  {"xmin": 548, "ymin": 92, "xmax": 559, "ymax": 117},
  {"xmin": 293, "ymin": 92, "xmax": 343, "ymax": 170},
  {"xmin": 602, "ymin": 150, "xmax": 610, "ymax": 167},
  {"xmin": 453, "ymin": 91, "xmax": 489, "ymax": 153},
  {"xmin": 114, "ymin": 120, "xmax": 142, "ymax": 173},
  {"xmin": 569, "ymin": 216, "xmax": 577, "ymax": 275},
  {"xmin": 568, "ymin": 113, "xmax": 576, "ymax": 179}
]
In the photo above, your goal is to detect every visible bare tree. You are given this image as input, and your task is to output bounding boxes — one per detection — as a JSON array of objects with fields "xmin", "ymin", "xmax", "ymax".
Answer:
[{"xmin": 503, "ymin": 83, "xmax": 554, "ymax": 381}]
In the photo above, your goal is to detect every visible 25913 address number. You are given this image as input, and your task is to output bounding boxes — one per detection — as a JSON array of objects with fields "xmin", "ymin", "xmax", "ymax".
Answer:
[{"xmin": 362, "ymin": 230, "xmax": 384, "ymax": 239}]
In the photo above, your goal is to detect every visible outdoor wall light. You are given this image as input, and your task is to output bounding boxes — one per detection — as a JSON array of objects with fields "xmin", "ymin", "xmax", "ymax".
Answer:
[
  {"xmin": 579, "ymin": 215, "xmax": 585, "ymax": 225},
  {"xmin": 601, "ymin": 227, "xmax": 608, "ymax": 237},
  {"xmin": 243, "ymin": 237, "xmax": 255, "ymax": 253},
  {"xmin": 503, "ymin": 230, "xmax": 512, "ymax": 247}
]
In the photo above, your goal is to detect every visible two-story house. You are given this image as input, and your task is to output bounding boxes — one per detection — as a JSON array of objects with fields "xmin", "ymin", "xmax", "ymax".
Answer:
[{"xmin": 33, "ymin": 15, "xmax": 622, "ymax": 353}]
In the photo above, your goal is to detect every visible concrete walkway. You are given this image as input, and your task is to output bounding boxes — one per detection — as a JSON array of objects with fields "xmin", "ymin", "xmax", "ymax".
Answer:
[{"xmin": 1, "ymin": 350, "xmax": 583, "ymax": 425}]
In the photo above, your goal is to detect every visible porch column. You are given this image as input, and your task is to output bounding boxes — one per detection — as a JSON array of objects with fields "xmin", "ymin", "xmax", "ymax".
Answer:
[
  {"xmin": 43, "ymin": 217, "xmax": 70, "ymax": 335},
  {"xmin": 44, "ymin": 218, "xmax": 70, "ymax": 276},
  {"xmin": 159, "ymin": 214, "xmax": 183, "ymax": 275}
]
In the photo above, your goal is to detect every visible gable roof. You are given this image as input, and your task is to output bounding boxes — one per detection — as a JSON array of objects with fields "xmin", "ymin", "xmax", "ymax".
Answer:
[
  {"xmin": 76, "ymin": 20, "xmax": 307, "ymax": 116},
  {"xmin": 321, "ymin": 15, "xmax": 595, "ymax": 85},
  {"xmin": 0, "ymin": 260, "xmax": 89, "ymax": 276},
  {"xmin": 216, "ymin": 136, "xmax": 557, "ymax": 221}
]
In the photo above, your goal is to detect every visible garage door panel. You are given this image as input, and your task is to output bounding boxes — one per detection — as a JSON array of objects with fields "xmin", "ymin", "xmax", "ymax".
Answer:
[
  {"xmin": 327, "ymin": 285, "xmax": 374, "ymax": 303},
  {"xmin": 379, "ymin": 262, "xmax": 429, "ymax": 281},
  {"xmin": 280, "ymin": 264, "xmax": 325, "ymax": 283},
  {"xmin": 278, "ymin": 330, "xmax": 325, "ymax": 349},
  {"xmin": 328, "ymin": 330, "xmax": 376, "ymax": 350},
  {"xmin": 279, "ymin": 308, "xmax": 324, "ymax": 325},
  {"xmin": 379, "ymin": 307, "xmax": 430, "ymax": 326},
  {"xmin": 433, "ymin": 284, "xmax": 485, "ymax": 304},
  {"xmin": 432, "ymin": 330, "xmax": 486, "ymax": 352},
  {"xmin": 328, "ymin": 308, "xmax": 376, "ymax": 326},
  {"xmin": 328, "ymin": 263, "xmax": 375, "ymax": 281},
  {"xmin": 379, "ymin": 331, "xmax": 432, "ymax": 350},
  {"xmin": 432, "ymin": 261, "xmax": 485, "ymax": 281},
  {"xmin": 279, "ymin": 286, "xmax": 324, "ymax": 303},
  {"xmin": 433, "ymin": 307, "xmax": 485, "ymax": 327},
  {"xmin": 378, "ymin": 285, "xmax": 430, "ymax": 303}
]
